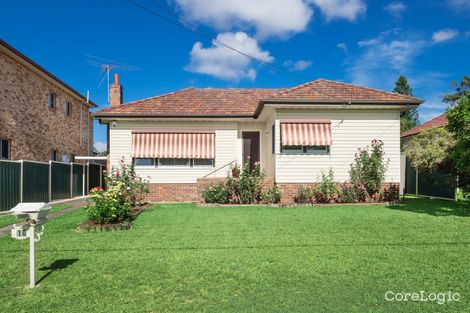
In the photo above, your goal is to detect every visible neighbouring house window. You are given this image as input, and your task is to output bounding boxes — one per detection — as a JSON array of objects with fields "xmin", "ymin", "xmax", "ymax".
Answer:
[
  {"xmin": 133, "ymin": 158, "xmax": 214, "ymax": 168},
  {"xmin": 48, "ymin": 92, "xmax": 56, "ymax": 109},
  {"xmin": 271, "ymin": 124, "xmax": 275, "ymax": 154},
  {"xmin": 134, "ymin": 158, "xmax": 155, "ymax": 166},
  {"xmin": 50, "ymin": 150, "xmax": 58, "ymax": 161},
  {"xmin": 281, "ymin": 145, "xmax": 329, "ymax": 155},
  {"xmin": 65, "ymin": 101, "xmax": 72, "ymax": 116},
  {"xmin": 0, "ymin": 139, "xmax": 10, "ymax": 159}
]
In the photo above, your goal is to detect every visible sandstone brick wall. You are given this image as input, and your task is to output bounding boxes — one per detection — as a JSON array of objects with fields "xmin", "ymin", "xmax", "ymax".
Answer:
[{"xmin": 0, "ymin": 51, "xmax": 93, "ymax": 162}]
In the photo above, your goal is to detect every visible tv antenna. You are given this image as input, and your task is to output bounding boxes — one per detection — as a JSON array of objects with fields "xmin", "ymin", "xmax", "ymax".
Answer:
[{"xmin": 86, "ymin": 54, "xmax": 139, "ymax": 103}]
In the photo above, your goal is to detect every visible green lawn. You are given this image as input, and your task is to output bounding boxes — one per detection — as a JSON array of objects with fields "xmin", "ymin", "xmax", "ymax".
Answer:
[
  {"xmin": 0, "ymin": 205, "xmax": 69, "ymax": 229},
  {"xmin": 1, "ymin": 198, "xmax": 469, "ymax": 312}
]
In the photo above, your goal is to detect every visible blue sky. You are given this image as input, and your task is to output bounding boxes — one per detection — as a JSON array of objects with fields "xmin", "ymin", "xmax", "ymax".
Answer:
[{"xmin": 1, "ymin": 0, "xmax": 469, "ymax": 151}]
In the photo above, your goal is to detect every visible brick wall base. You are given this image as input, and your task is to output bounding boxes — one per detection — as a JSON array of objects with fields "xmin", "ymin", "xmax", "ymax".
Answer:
[
  {"xmin": 145, "ymin": 183, "xmax": 199, "ymax": 203},
  {"xmin": 145, "ymin": 180, "xmax": 399, "ymax": 204}
]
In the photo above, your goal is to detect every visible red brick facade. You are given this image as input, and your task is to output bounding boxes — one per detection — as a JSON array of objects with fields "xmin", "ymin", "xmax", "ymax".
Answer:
[{"xmin": 145, "ymin": 183, "xmax": 199, "ymax": 203}]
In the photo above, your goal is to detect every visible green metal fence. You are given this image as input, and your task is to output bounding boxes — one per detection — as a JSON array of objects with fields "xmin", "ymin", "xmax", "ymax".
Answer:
[
  {"xmin": 23, "ymin": 161, "xmax": 49, "ymax": 202},
  {"xmin": 51, "ymin": 162, "xmax": 72, "ymax": 201},
  {"xmin": 404, "ymin": 157, "xmax": 456, "ymax": 200},
  {"xmin": 0, "ymin": 160, "xmax": 105, "ymax": 211},
  {"xmin": 0, "ymin": 160, "xmax": 21, "ymax": 212}
]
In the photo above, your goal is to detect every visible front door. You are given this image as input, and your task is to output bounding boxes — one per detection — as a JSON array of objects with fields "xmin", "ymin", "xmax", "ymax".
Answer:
[{"xmin": 242, "ymin": 131, "xmax": 260, "ymax": 171}]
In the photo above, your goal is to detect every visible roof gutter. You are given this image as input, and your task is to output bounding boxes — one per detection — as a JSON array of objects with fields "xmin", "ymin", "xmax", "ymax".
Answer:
[{"xmin": 253, "ymin": 99, "xmax": 424, "ymax": 118}]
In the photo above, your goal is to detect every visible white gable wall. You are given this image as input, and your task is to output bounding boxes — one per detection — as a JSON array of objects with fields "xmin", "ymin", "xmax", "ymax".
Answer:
[{"xmin": 275, "ymin": 109, "xmax": 401, "ymax": 183}]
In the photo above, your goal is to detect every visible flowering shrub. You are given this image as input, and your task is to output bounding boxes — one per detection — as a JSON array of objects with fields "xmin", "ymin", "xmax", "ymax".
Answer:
[
  {"xmin": 85, "ymin": 181, "xmax": 132, "ymax": 224},
  {"xmin": 202, "ymin": 183, "xmax": 230, "ymax": 204},
  {"xmin": 314, "ymin": 169, "xmax": 338, "ymax": 203},
  {"xmin": 85, "ymin": 159, "xmax": 150, "ymax": 224},
  {"xmin": 107, "ymin": 159, "xmax": 150, "ymax": 206},
  {"xmin": 261, "ymin": 185, "xmax": 282, "ymax": 204},
  {"xmin": 349, "ymin": 140, "xmax": 388, "ymax": 199}
]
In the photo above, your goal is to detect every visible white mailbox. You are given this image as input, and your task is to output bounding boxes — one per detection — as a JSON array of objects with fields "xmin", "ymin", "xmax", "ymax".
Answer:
[
  {"xmin": 10, "ymin": 202, "xmax": 50, "ymax": 288},
  {"xmin": 10, "ymin": 202, "xmax": 50, "ymax": 224}
]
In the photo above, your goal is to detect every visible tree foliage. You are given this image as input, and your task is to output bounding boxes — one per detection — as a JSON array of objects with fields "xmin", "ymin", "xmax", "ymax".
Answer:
[
  {"xmin": 394, "ymin": 75, "xmax": 419, "ymax": 133},
  {"xmin": 402, "ymin": 128, "xmax": 455, "ymax": 174},
  {"xmin": 445, "ymin": 93, "xmax": 470, "ymax": 193},
  {"xmin": 443, "ymin": 76, "xmax": 470, "ymax": 105}
]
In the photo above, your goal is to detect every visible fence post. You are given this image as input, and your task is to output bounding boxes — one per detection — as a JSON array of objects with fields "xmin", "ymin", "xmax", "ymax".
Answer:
[
  {"xmin": 82, "ymin": 163, "xmax": 85, "ymax": 196},
  {"xmin": 48, "ymin": 161, "xmax": 52, "ymax": 202},
  {"xmin": 415, "ymin": 167, "xmax": 419, "ymax": 196},
  {"xmin": 99, "ymin": 164, "xmax": 103, "ymax": 189},
  {"xmin": 70, "ymin": 162, "xmax": 73, "ymax": 199},
  {"xmin": 86, "ymin": 162, "xmax": 90, "ymax": 195},
  {"xmin": 20, "ymin": 160, "xmax": 24, "ymax": 203}
]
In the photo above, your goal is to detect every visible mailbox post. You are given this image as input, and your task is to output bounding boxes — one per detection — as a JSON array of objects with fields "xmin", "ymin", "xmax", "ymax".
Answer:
[{"xmin": 10, "ymin": 203, "xmax": 50, "ymax": 288}]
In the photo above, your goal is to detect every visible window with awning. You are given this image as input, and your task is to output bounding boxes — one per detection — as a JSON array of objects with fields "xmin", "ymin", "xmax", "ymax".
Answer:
[
  {"xmin": 280, "ymin": 121, "xmax": 332, "ymax": 146},
  {"xmin": 132, "ymin": 132, "xmax": 215, "ymax": 159}
]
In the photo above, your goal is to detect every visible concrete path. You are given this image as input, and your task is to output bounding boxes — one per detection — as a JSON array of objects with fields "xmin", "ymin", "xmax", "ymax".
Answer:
[{"xmin": 0, "ymin": 197, "xmax": 88, "ymax": 237}]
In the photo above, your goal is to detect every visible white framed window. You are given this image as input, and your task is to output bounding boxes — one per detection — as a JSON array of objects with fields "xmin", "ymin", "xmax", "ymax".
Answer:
[
  {"xmin": 0, "ymin": 139, "xmax": 10, "ymax": 159},
  {"xmin": 134, "ymin": 158, "xmax": 155, "ymax": 167},
  {"xmin": 282, "ymin": 145, "xmax": 329, "ymax": 155},
  {"xmin": 193, "ymin": 158, "xmax": 214, "ymax": 167},
  {"xmin": 132, "ymin": 158, "xmax": 215, "ymax": 168},
  {"xmin": 159, "ymin": 158, "xmax": 190, "ymax": 167},
  {"xmin": 48, "ymin": 92, "xmax": 56, "ymax": 109}
]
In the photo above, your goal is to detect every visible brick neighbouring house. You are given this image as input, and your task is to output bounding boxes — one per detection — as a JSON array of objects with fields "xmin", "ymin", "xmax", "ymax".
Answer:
[
  {"xmin": 0, "ymin": 39, "xmax": 96, "ymax": 162},
  {"xmin": 94, "ymin": 76, "xmax": 423, "ymax": 203}
]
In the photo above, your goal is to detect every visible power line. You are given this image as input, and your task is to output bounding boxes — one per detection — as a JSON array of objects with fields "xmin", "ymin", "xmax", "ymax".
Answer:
[{"xmin": 125, "ymin": 0, "xmax": 347, "ymax": 103}]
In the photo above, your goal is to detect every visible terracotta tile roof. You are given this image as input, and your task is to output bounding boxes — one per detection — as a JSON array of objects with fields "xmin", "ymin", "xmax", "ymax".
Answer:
[
  {"xmin": 401, "ymin": 114, "xmax": 448, "ymax": 138},
  {"xmin": 95, "ymin": 88, "xmax": 283, "ymax": 117},
  {"xmin": 270, "ymin": 79, "xmax": 422, "ymax": 103},
  {"xmin": 94, "ymin": 79, "xmax": 423, "ymax": 118}
]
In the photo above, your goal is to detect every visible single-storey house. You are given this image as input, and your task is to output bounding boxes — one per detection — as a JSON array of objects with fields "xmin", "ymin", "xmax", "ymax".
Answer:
[
  {"xmin": 401, "ymin": 113, "xmax": 447, "ymax": 141},
  {"xmin": 95, "ymin": 75, "xmax": 423, "ymax": 203}
]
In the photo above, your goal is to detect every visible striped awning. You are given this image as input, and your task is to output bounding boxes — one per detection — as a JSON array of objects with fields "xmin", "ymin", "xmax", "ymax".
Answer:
[
  {"xmin": 281, "ymin": 121, "xmax": 332, "ymax": 146},
  {"xmin": 132, "ymin": 132, "xmax": 215, "ymax": 158}
]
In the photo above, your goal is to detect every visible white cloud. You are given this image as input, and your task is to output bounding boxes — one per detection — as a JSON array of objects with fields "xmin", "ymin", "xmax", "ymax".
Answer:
[
  {"xmin": 337, "ymin": 42, "xmax": 348, "ymax": 53},
  {"xmin": 447, "ymin": 0, "xmax": 470, "ymax": 10},
  {"xmin": 283, "ymin": 60, "xmax": 312, "ymax": 72},
  {"xmin": 174, "ymin": 0, "xmax": 314, "ymax": 39},
  {"xmin": 349, "ymin": 31, "xmax": 426, "ymax": 87},
  {"xmin": 186, "ymin": 32, "xmax": 274, "ymax": 81},
  {"xmin": 384, "ymin": 2, "xmax": 406, "ymax": 18},
  {"xmin": 94, "ymin": 141, "xmax": 107, "ymax": 152},
  {"xmin": 310, "ymin": 0, "xmax": 366, "ymax": 22},
  {"xmin": 432, "ymin": 29, "xmax": 459, "ymax": 43}
]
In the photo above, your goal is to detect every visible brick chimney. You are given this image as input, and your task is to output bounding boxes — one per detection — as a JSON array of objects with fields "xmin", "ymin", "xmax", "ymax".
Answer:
[{"xmin": 109, "ymin": 73, "xmax": 122, "ymax": 106}]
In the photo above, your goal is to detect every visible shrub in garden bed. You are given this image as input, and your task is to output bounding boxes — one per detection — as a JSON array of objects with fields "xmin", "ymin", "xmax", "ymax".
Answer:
[
  {"xmin": 202, "ymin": 162, "xmax": 280, "ymax": 205},
  {"xmin": 314, "ymin": 169, "xmax": 338, "ymax": 203},
  {"xmin": 83, "ymin": 160, "xmax": 150, "ymax": 228},
  {"xmin": 294, "ymin": 185, "xmax": 314, "ymax": 204}
]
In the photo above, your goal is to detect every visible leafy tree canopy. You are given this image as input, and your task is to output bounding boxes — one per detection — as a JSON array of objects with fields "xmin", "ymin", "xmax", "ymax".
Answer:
[
  {"xmin": 443, "ymin": 76, "xmax": 470, "ymax": 105},
  {"xmin": 394, "ymin": 75, "xmax": 419, "ymax": 133},
  {"xmin": 403, "ymin": 128, "xmax": 455, "ymax": 174}
]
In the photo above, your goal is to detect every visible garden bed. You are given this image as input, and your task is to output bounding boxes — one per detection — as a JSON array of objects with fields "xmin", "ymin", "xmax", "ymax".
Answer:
[{"xmin": 76, "ymin": 204, "xmax": 149, "ymax": 232}]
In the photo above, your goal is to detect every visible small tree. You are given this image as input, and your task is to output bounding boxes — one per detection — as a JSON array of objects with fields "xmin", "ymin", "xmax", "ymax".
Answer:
[
  {"xmin": 349, "ymin": 140, "xmax": 388, "ymax": 198},
  {"xmin": 393, "ymin": 75, "xmax": 419, "ymax": 133},
  {"xmin": 445, "ymin": 93, "xmax": 470, "ymax": 194},
  {"xmin": 402, "ymin": 128, "xmax": 455, "ymax": 174}
]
